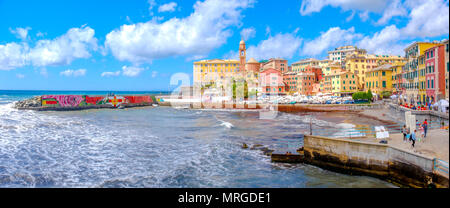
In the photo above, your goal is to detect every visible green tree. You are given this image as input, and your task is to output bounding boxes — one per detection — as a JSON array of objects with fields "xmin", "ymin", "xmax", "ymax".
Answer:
[{"xmin": 366, "ymin": 89, "xmax": 373, "ymax": 102}]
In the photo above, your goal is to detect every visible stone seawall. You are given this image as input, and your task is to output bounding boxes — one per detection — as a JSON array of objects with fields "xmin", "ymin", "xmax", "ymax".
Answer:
[{"xmin": 303, "ymin": 135, "xmax": 448, "ymax": 188}]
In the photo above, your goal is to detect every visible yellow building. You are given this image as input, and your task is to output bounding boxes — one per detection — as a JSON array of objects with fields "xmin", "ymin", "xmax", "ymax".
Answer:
[
  {"xmin": 321, "ymin": 70, "xmax": 358, "ymax": 95},
  {"xmin": 392, "ymin": 62, "xmax": 405, "ymax": 94},
  {"xmin": 365, "ymin": 64, "xmax": 394, "ymax": 96},
  {"xmin": 321, "ymin": 61, "xmax": 342, "ymax": 76},
  {"xmin": 345, "ymin": 53, "xmax": 406, "ymax": 90},
  {"xmin": 417, "ymin": 54, "xmax": 427, "ymax": 103},
  {"xmin": 193, "ymin": 59, "xmax": 241, "ymax": 87}
]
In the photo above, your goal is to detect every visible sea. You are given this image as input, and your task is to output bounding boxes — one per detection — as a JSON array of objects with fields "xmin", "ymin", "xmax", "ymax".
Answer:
[{"xmin": 0, "ymin": 90, "xmax": 397, "ymax": 188}]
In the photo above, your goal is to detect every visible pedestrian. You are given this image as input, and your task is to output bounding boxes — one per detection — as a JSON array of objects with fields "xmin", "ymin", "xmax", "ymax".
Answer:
[
  {"xmin": 402, "ymin": 125, "xmax": 408, "ymax": 142},
  {"xmin": 416, "ymin": 120, "xmax": 420, "ymax": 129},
  {"xmin": 422, "ymin": 119, "xmax": 428, "ymax": 138},
  {"xmin": 411, "ymin": 129, "xmax": 417, "ymax": 147}
]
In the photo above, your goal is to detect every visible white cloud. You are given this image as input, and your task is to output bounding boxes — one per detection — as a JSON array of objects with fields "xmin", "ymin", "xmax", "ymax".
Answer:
[
  {"xmin": 29, "ymin": 26, "xmax": 98, "ymax": 67},
  {"xmin": 16, "ymin": 73, "xmax": 25, "ymax": 79},
  {"xmin": 375, "ymin": 0, "xmax": 408, "ymax": 25},
  {"xmin": 152, "ymin": 71, "xmax": 158, "ymax": 78},
  {"xmin": 10, "ymin": 27, "xmax": 32, "ymax": 40},
  {"xmin": 302, "ymin": 27, "xmax": 362, "ymax": 56},
  {"xmin": 101, "ymin": 71, "xmax": 121, "ymax": 77},
  {"xmin": 122, "ymin": 65, "xmax": 146, "ymax": 77},
  {"xmin": 240, "ymin": 27, "xmax": 256, "ymax": 41},
  {"xmin": 0, "ymin": 26, "xmax": 98, "ymax": 70},
  {"xmin": 105, "ymin": 0, "xmax": 255, "ymax": 64},
  {"xmin": 0, "ymin": 42, "xmax": 29, "ymax": 70},
  {"xmin": 357, "ymin": 25, "xmax": 405, "ymax": 55},
  {"xmin": 300, "ymin": 0, "xmax": 407, "ymax": 25},
  {"xmin": 402, "ymin": 0, "xmax": 449, "ymax": 37},
  {"xmin": 158, "ymin": 2, "xmax": 177, "ymax": 12},
  {"xmin": 60, "ymin": 69, "xmax": 87, "ymax": 77},
  {"xmin": 300, "ymin": 0, "xmax": 389, "ymax": 14}
]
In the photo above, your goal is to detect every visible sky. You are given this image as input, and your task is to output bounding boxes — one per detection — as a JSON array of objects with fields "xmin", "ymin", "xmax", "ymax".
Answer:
[{"xmin": 0, "ymin": 0, "xmax": 449, "ymax": 91}]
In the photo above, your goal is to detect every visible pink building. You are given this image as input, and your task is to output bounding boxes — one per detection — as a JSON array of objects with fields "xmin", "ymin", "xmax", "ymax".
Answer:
[
  {"xmin": 425, "ymin": 44, "xmax": 446, "ymax": 103},
  {"xmin": 260, "ymin": 68, "xmax": 286, "ymax": 95}
]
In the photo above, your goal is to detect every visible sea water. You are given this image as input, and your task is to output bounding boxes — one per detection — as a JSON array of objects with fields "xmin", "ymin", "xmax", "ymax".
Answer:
[{"xmin": 0, "ymin": 91, "xmax": 396, "ymax": 188}]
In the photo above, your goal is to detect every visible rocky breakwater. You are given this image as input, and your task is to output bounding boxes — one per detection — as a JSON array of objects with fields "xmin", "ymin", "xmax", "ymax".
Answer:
[{"xmin": 14, "ymin": 96, "xmax": 42, "ymax": 109}]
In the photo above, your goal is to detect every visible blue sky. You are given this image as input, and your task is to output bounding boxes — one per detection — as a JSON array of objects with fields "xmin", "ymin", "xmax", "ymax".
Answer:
[{"xmin": 0, "ymin": 0, "xmax": 449, "ymax": 91}]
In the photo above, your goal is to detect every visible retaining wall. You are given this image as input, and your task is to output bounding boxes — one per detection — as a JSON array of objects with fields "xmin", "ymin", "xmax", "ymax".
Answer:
[{"xmin": 303, "ymin": 135, "xmax": 448, "ymax": 188}]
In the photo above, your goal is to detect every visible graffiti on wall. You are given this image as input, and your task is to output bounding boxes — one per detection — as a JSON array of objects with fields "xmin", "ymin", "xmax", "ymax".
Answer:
[{"xmin": 41, "ymin": 95, "xmax": 155, "ymax": 107}]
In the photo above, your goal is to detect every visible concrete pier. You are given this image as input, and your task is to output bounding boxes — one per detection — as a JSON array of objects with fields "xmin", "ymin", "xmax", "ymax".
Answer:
[{"xmin": 299, "ymin": 135, "xmax": 448, "ymax": 188}]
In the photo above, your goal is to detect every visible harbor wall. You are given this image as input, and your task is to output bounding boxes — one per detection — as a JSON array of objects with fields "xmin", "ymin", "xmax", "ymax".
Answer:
[
  {"xmin": 303, "ymin": 135, "xmax": 448, "ymax": 188},
  {"xmin": 157, "ymin": 100, "xmax": 383, "ymax": 112}
]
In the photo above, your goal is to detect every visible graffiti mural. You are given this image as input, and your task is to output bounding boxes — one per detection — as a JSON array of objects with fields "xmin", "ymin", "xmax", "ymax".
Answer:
[
  {"xmin": 42, "ymin": 95, "xmax": 84, "ymax": 107},
  {"xmin": 41, "ymin": 95, "xmax": 155, "ymax": 108}
]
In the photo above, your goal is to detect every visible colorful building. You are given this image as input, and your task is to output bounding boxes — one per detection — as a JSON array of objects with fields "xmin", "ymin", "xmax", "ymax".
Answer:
[
  {"xmin": 260, "ymin": 68, "xmax": 285, "ymax": 95},
  {"xmin": 328, "ymin": 45, "xmax": 367, "ymax": 69},
  {"xmin": 403, "ymin": 41, "xmax": 442, "ymax": 103},
  {"xmin": 283, "ymin": 72, "xmax": 299, "ymax": 93},
  {"xmin": 444, "ymin": 39, "xmax": 449, "ymax": 100},
  {"xmin": 261, "ymin": 58, "xmax": 288, "ymax": 73},
  {"xmin": 392, "ymin": 62, "xmax": 405, "ymax": 95},
  {"xmin": 365, "ymin": 64, "xmax": 394, "ymax": 96},
  {"xmin": 321, "ymin": 70, "xmax": 358, "ymax": 95},
  {"xmin": 418, "ymin": 54, "xmax": 427, "ymax": 103},
  {"xmin": 424, "ymin": 44, "xmax": 446, "ymax": 103},
  {"xmin": 193, "ymin": 59, "xmax": 241, "ymax": 87},
  {"xmin": 345, "ymin": 53, "xmax": 406, "ymax": 90},
  {"xmin": 291, "ymin": 58, "xmax": 319, "ymax": 73}
]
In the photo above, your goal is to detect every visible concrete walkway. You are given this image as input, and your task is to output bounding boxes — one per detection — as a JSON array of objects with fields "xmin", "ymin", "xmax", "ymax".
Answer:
[
  {"xmin": 357, "ymin": 129, "xmax": 449, "ymax": 163},
  {"xmin": 388, "ymin": 129, "xmax": 449, "ymax": 163}
]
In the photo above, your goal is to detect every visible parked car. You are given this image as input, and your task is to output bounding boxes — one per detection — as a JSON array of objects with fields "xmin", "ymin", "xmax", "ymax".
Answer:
[{"xmin": 343, "ymin": 100, "xmax": 355, "ymax": 104}]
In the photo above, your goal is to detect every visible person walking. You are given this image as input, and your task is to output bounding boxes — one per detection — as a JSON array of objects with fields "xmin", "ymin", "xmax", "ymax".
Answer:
[
  {"xmin": 411, "ymin": 130, "xmax": 417, "ymax": 147},
  {"xmin": 422, "ymin": 119, "xmax": 428, "ymax": 138},
  {"xmin": 402, "ymin": 125, "xmax": 408, "ymax": 142}
]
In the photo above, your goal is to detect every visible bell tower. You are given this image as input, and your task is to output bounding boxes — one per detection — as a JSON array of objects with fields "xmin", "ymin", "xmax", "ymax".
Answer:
[{"xmin": 239, "ymin": 40, "xmax": 246, "ymax": 73}]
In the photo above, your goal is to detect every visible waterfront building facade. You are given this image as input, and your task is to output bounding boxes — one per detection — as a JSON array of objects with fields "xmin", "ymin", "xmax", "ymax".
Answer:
[
  {"xmin": 365, "ymin": 64, "xmax": 394, "ymax": 96},
  {"xmin": 345, "ymin": 53, "xmax": 406, "ymax": 90},
  {"xmin": 328, "ymin": 46, "xmax": 367, "ymax": 69},
  {"xmin": 291, "ymin": 58, "xmax": 319, "ymax": 73},
  {"xmin": 193, "ymin": 59, "xmax": 241, "ymax": 87},
  {"xmin": 283, "ymin": 72, "xmax": 299, "ymax": 93},
  {"xmin": 403, "ymin": 41, "xmax": 441, "ymax": 103},
  {"xmin": 260, "ymin": 68, "xmax": 285, "ymax": 95},
  {"xmin": 418, "ymin": 54, "xmax": 427, "ymax": 103},
  {"xmin": 261, "ymin": 58, "xmax": 288, "ymax": 73},
  {"xmin": 444, "ymin": 40, "xmax": 449, "ymax": 100},
  {"xmin": 322, "ymin": 70, "xmax": 358, "ymax": 95},
  {"xmin": 424, "ymin": 44, "xmax": 446, "ymax": 103}
]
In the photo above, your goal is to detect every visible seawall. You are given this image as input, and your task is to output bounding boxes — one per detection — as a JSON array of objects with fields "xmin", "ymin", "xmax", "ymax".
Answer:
[
  {"xmin": 302, "ymin": 135, "xmax": 449, "ymax": 188},
  {"xmin": 157, "ymin": 100, "xmax": 383, "ymax": 113}
]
